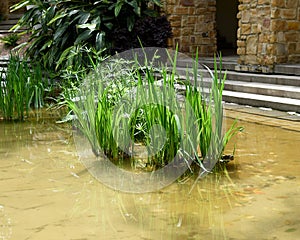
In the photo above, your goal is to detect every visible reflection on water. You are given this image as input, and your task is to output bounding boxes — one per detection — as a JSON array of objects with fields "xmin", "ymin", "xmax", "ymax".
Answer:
[{"xmin": 0, "ymin": 112, "xmax": 299, "ymax": 240}]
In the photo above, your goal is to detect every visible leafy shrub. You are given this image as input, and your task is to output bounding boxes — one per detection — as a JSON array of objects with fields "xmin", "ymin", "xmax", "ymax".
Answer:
[
  {"xmin": 111, "ymin": 16, "xmax": 172, "ymax": 53},
  {"xmin": 0, "ymin": 33, "xmax": 20, "ymax": 47},
  {"xmin": 11, "ymin": 0, "xmax": 169, "ymax": 73}
]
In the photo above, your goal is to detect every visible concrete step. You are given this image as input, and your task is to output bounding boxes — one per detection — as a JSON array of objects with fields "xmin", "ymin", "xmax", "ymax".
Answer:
[
  {"xmin": 224, "ymin": 80, "xmax": 300, "ymax": 100},
  {"xmin": 274, "ymin": 64, "xmax": 300, "ymax": 76},
  {"xmin": 0, "ymin": 14, "xmax": 23, "ymax": 33},
  {"xmin": 224, "ymin": 70, "xmax": 300, "ymax": 87},
  {"xmin": 223, "ymin": 91, "xmax": 300, "ymax": 113},
  {"xmin": 175, "ymin": 65, "xmax": 300, "ymax": 112}
]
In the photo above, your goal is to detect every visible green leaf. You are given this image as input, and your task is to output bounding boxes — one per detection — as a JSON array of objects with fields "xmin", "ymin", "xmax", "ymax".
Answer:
[
  {"xmin": 78, "ymin": 12, "xmax": 90, "ymax": 24},
  {"xmin": 127, "ymin": 0, "xmax": 140, "ymax": 16},
  {"xmin": 56, "ymin": 46, "xmax": 74, "ymax": 70},
  {"xmin": 92, "ymin": 16, "xmax": 101, "ymax": 28},
  {"xmin": 10, "ymin": 0, "xmax": 30, "ymax": 12},
  {"xmin": 104, "ymin": 22, "xmax": 113, "ymax": 30},
  {"xmin": 114, "ymin": 1, "xmax": 124, "ymax": 17},
  {"xmin": 53, "ymin": 24, "xmax": 68, "ymax": 41},
  {"xmin": 95, "ymin": 32, "xmax": 105, "ymax": 51},
  {"xmin": 77, "ymin": 23, "xmax": 97, "ymax": 31},
  {"xmin": 40, "ymin": 39, "xmax": 53, "ymax": 52},
  {"xmin": 68, "ymin": 10, "xmax": 80, "ymax": 17},
  {"xmin": 47, "ymin": 13, "xmax": 67, "ymax": 26},
  {"xmin": 75, "ymin": 30, "xmax": 93, "ymax": 44},
  {"xmin": 127, "ymin": 15, "xmax": 135, "ymax": 32}
]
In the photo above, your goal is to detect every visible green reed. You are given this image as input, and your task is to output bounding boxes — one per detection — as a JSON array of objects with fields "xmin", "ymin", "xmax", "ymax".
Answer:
[
  {"xmin": 0, "ymin": 55, "xmax": 47, "ymax": 120},
  {"xmin": 65, "ymin": 49, "xmax": 241, "ymax": 171}
]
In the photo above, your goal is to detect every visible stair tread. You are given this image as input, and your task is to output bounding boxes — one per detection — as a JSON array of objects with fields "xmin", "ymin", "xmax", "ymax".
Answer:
[
  {"xmin": 223, "ymin": 90, "xmax": 300, "ymax": 106},
  {"xmin": 224, "ymin": 79, "xmax": 300, "ymax": 92}
]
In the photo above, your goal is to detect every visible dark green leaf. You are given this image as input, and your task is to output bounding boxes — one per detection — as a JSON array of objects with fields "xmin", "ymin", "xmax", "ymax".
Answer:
[
  {"xmin": 47, "ymin": 13, "xmax": 68, "ymax": 26},
  {"xmin": 75, "ymin": 30, "xmax": 93, "ymax": 44},
  {"xmin": 114, "ymin": 1, "xmax": 124, "ymax": 17},
  {"xmin": 78, "ymin": 12, "xmax": 90, "ymax": 24},
  {"xmin": 54, "ymin": 24, "xmax": 68, "ymax": 41},
  {"xmin": 127, "ymin": 15, "xmax": 135, "ymax": 32}
]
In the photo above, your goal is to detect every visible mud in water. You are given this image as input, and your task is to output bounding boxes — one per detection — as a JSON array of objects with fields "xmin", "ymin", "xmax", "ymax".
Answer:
[{"xmin": 0, "ymin": 111, "xmax": 299, "ymax": 240}]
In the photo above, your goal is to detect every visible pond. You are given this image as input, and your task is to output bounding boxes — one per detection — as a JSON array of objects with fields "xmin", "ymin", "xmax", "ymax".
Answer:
[{"xmin": 0, "ymin": 108, "xmax": 299, "ymax": 240}]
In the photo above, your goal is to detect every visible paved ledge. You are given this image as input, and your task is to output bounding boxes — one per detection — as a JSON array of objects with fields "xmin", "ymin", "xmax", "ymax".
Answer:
[{"xmin": 224, "ymin": 103, "xmax": 300, "ymax": 132}]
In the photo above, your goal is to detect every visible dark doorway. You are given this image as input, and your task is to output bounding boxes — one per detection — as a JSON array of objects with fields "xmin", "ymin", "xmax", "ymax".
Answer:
[{"xmin": 216, "ymin": 0, "xmax": 239, "ymax": 56}]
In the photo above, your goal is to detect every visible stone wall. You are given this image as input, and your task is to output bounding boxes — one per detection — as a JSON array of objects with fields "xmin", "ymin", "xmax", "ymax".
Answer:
[
  {"xmin": 272, "ymin": 0, "xmax": 300, "ymax": 63},
  {"xmin": 162, "ymin": 0, "xmax": 217, "ymax": 56},
  {"xmin": 236, "ymin": 0, "xmax": 300, "ymax": 72}
]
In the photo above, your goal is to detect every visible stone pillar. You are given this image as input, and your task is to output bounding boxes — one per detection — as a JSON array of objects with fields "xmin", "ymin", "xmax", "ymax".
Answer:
[
  {"xmin": 236, "ymin": 0, "xmax": 275, "ymax": 72},
  {"xmin": 163, "ymin": 0, "xmax": 217, "ymax": 56},
  {"xmin": 237, "ymin": 0, "xmax": 300, "ymax": 73},
  {"xmin": 272, "ymin": 0, "xmax": 300, "ymax": 63}
]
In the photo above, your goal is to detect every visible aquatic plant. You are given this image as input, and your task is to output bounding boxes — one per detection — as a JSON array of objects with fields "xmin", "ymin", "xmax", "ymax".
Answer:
[
  {"xmin": 65, "ymin": 49, "xmax": 242, "ymax": 173},
  {"xmin": 0, "ymin": 55, "xmax": 47, "ymax": 120}
]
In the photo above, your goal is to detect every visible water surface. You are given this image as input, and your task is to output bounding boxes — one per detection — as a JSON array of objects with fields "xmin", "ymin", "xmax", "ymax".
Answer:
[{"xmin": 0, "ymin": 111, "xmax": 299, "ymax": 240}]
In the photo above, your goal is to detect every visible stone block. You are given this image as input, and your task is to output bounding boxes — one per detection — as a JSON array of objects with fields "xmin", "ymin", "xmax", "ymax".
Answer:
[
  {"xmin": 187, "ymin": 16, "xmax": 197, "ymax": 24},
  {"xmin": 271, "ymin": 8, "xmax": 280, "ymax": 19},
  {"xmin": 237, "ymin": 40, "xmax": 246, "ymax": 47},
  {"xmin": 288, "ymin": 55, "xmax": 300, "ymax": 63},
  {"xmin": 258, "ymin": 0, "xmax": 271, "ymax": 5},
  {"xmin": 244, "ymin": 55, "xmax": 258, "ymax": 65},
  {"xmin": 276, "ymin": 43, "xmax": 287, "ymax": 55},
  {"xmin": 251, "ymin": 24, "xmax": 258, "ymax": 33},
  {"xmin": 277, "ymin": 31, "xmax": 285, "ymax": 42},
  {"xmin": 285, "ymin": 0, "xmax": 298, "ymax": 8},
  {"xmin": 246, "ymin": 35, "xmax": 258, "ymax": 55},
  {"xmin": 287, "ymin": 21, "xmax": 300, "ymax": 31},
  {"xmin": 241, "ymin": 24, "xmax": 251, "ymax": 34},
  {"xmin": 271, "ymin": 19, "xmax": 287, "ymax": 31},
  {"xmin": 285, "ymin": 32, "xmax": 299, "ymax": 42},
  {"xmin": 174, "ymin": 7, "xmax": 189, "ymax": 15},
  {"xmin": 182, "ymin": 27, "xmax": 194, "ymax": 36},
  {"xmin": 281, "ymin": 9, "xmax": 297, "ymax": 19},
  {"xmin": 271, "ymin": 0, "xmax": 285, "ymax": 7},
  {"xmin": 172, "ymin": 28, "xmax": 181, "ymax": 37},
  {"xmin": 241, "ymin": 11, "xmax": 251, "ymax": 23},
  {"xmin": 262, "ymin": 18, "xmax": 271, "ymax": 29},
  {"xmin": 180, "ymin": 0, "xmax": 194, "ymax": 6},
  {"xmin": 288, "ymin": 43, "xmax": 297, "ymax": 53}
]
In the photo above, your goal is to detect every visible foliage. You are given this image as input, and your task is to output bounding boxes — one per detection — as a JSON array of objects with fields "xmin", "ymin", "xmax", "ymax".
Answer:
[
  {"xmin": 0, "ymin": 55, "xmax": 47, "ymax": 120},
  {"xmin": 10, "ymin": 0, "xmax": 167, "ymax": 72},
  {"xmin": 63, "ymin": 49, "xmax": 242, "ymax": 172},
  {"xmin": 111, "ymin": 16, "xmax": 172, "ymax": 53},
  {"xmin": 0, "ymin": 33, "xmax": 20, "ymax": 47}
]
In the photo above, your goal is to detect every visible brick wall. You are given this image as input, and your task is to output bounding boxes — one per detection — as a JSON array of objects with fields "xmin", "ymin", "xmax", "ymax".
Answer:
[{"xmin": 162, "ymin": 0, "xmax": 217, "ymax": 56}]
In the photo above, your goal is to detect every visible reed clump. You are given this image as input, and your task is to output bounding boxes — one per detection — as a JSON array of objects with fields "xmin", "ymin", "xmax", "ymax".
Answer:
[
  {"xmin": 0, "ymin": 55, "xmax": 47, "ymax": 120},
  {"xmin": 65, "ymin": 49, "xmax": 242, "ymax": 173}
]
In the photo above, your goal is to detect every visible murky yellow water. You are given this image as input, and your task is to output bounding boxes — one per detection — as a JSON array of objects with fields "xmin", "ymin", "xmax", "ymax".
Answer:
[{"xmin": 0, "ymin": 110, "xmax": 299, "ymax": 240}]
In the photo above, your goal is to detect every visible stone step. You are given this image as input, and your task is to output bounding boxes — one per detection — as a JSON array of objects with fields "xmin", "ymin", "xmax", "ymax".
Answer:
[
  {"xmin": 274, "ymin": 64, "xmax": 300, "ymax": 76},
  {"xmin": 223, "ymin": 91, "xmax": 300, "ymax": 113},
  {"xmin": 224, "ymin": 70, "xmax": 300, "ymax": 87},
  {"xmin": 0, "ymin": 14, "xmax": 23, "ymax": 33},
  {"xmin": 224, "ymin": 80, "xmax": 300, "ymax": 100},
  {"xmin": 177, "ymin": 67, "xmax": 300, "ymax": 87}
]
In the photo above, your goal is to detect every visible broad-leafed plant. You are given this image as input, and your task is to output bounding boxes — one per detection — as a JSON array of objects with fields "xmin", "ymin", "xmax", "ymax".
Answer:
[{"xmin": 10, "ymin": 0, "xmax": 168, "ymax": 73}]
